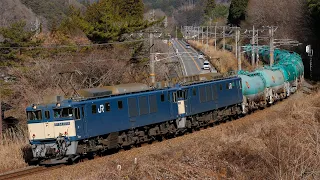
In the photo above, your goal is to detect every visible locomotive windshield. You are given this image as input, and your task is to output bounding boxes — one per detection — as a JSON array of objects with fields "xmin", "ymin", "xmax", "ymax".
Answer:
[
  {"xmin": 27, "ymin": 110, "xmax": 42, "ymax": 120},
  {"xmin": 53, "ymin": 108, "xmax": 73, "ymax": 118}
]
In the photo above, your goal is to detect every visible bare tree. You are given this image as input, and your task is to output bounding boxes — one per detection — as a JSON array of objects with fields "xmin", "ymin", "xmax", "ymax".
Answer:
[{"xmin": 246, "ymin": 0, "xmax": 312, "ymax": 43}]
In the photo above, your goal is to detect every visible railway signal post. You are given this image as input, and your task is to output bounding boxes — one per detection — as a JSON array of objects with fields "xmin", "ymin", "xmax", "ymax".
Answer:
[{"xmin": 306, "ymin": 45, "xmax": 313, "ymax": 79}]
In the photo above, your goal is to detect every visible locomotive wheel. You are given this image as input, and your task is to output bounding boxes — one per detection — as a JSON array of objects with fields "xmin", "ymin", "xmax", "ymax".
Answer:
[{"xmin": 87, "ymin": 152, "xmax": 94, "ymax": 160}]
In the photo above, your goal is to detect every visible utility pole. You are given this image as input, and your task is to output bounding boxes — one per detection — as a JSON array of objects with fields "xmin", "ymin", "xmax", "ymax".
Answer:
[
  {"xmin": 167, "ymin": 37, "xmax": 170, "ymax": 62},
  {"xmin": 310, "ymin": 48, "xmax": 313, "ymax": 79},
  {"xmin": 175, "ymin": 26, "xmax": 178, "ymax": 39},
  {"xmin": 251, "ymin": 25, "xmax": 255, "ymax": 66},
  {"xmin": 237, "ymin": 30, "xmax": 241, "ymax": 71},
  {"xmin": 150, "ymin": 31, "xmax": 155, "ymax": 86},
  {"xmin": 193, "ymin": 26, "xmax": 195, "ymax": 40},
  {"xmin": 256, "ymin": 30, "xmax": 259, "ymax": 67},
  {"xmin": 235, "ymin": 28, "xmax": 238, "ymax": 59},
  {"xmin": 201, "ymin": 27, "xmax": 204, "ymax": 44},
  {"xmin": 0, "ymin": 89, "xmax": 2, "ymax": 140},
  {"xmin": 222, "ymin": 26, "xmax": 225, "ymax": 51},
  {"xmin": 206, "ymin": 26, "xmax": 209, "ymax": 52},
  {"xmin": 198, "ymin": 27, "xmax": 200, "ymax": 42},
  {"xmin": 269, "ymin": 27, "xmax": 275, "ymax": 66},
  {"xmin": 150, "ymin": 10, "xmax": 155, "ymax": 86},
  {"xmin": 214, "ymin": 23, "xmax": 217, "ymax": 51}
]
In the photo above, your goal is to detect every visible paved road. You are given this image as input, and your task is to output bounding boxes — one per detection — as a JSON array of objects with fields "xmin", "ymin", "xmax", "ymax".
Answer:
[{"xmin": 171, "ymin": 39, "xmax": 216, "ymax": 76}]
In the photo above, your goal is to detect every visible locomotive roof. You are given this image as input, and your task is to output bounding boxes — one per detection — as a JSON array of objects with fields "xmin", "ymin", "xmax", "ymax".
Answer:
[
  {"xmin": 26, "ymin": 73, "xmax": 240, "ymax": 109},
  {"xmin": 72, "ymin": 75, "xmax": 240, "ymax": 102}
]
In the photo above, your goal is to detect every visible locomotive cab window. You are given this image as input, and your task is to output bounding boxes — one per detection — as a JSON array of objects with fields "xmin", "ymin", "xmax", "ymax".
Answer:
[
  {"xmin": 172, "ymin": 92, "xmax": 177, "ymax": 102},
  {"xmin": 177, "ymin": 90, "xmax": 183, "ymax": 99},
  {"xmin": 45, "ymin": 110, "xmax": 50, "ymax": 119},
  {"xmin": 74, "ymin": 108, "xmax": 80, "ymax": 120},
  {"xmin": 173, "ymin": 90, "xmax": 187, "ymax": 102},
  {"xmin": 27, "ymin": 110, "xmax": 42, "ymax": 120},
  {"xmin": 160, "ymin": 94, "xmax": 165, "ymax": 102},
  {"xmin": 178, "ymin": 90, "xmax": 187, "ymax": 99},
  {"xmin": 219, "ymin": 84, "xmax": 223, "ymax": 91},
  {"xmin": 92, "ymin": 105, "xmax": 97, "ymax": 114},
  {"xmin": 118, "ymin": 101, "xmax": 123, "ymax": 109},
  {"xmin": 54, "ymin": 108, "xmax": 73, "ymax": 118},
  {"xmin": 105, "ymin": 102, "xmax": 110, "ymax": 112},
  {"xmin": 192, "ymin": 88, "xmax": 196, "ymax": 96},
  {"xmin": 227, "ymin": 82, "xmax": 233, "ymax": 90}
]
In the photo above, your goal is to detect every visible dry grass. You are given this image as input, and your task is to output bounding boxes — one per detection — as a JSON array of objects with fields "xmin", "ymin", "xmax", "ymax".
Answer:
[
  {"xmin": 21, "ymin": 90, "xmax": 320, "ymax": 180},
  {"xmin": 0, "ymin": 127, "xmax": 28, "ymax": 173},
  {"xmin": 187, "ymin": 40, "xmax": 253, "ymax": 73}
]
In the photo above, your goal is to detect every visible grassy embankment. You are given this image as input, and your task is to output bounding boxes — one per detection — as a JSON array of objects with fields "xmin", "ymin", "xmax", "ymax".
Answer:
[
  {"xmin": 0, "ymin": 127, "xmax": 28, "ymax": 173},
  {"xmin": 187, "ymin": 40, "xmax": 254, "ymax": 73}
]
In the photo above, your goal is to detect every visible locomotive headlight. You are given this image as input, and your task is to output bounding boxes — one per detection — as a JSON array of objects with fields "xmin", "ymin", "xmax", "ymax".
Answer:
[
  {"xmin": 56, "ymin": 103, "xmax": 61, "ymax": 107},
  {"xmin": 32, "ymin": 105, "xmax": 37, "ymax": 110}
]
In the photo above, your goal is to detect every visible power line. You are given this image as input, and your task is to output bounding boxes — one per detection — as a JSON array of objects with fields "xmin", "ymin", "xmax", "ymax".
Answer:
[
  {"xmin": 0, "ymin": 56, "xmax": 150, "ymax": 68},
  {"xmin": 0, "ymin": 39, "xmax": 148, "ymax": 50}
]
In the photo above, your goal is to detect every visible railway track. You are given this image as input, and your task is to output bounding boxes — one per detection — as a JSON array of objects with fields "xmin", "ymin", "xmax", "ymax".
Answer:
[{"xmin": 0, "ymin": 165, "xmax": 63, "ymax": 180}]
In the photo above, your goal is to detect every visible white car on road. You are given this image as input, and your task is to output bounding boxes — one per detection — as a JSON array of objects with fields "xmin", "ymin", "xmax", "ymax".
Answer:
[
  {"xmin": 198, "ymin": 53, "xmax": 204, "ymax": 59},
  {"xmin": 203, "ymin": 60, "xmax": 211, "ymax": 70}
]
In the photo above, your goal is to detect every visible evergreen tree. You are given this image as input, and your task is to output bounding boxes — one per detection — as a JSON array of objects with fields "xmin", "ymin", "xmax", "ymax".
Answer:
[
  {"xmin": 204, "ymin": 0, "xmax": 216, "ymax": 18},
  {"xmin": 118, "ymin": 0, "xmax": 144, "ymax": 20},
  {"xmin": 308, "ymin": 0, "xmax": 320, "ymax": 39},
  {"xmin": 0, "ymin": 21, "xmax": 41, "ymax": 60},
  {"xmin": 227, "ymin": 0, "xmax": 248, "ymax": 26},
  {"xmin": 70, "ymin": 0, "xmax": 150, "ymax": 43}
]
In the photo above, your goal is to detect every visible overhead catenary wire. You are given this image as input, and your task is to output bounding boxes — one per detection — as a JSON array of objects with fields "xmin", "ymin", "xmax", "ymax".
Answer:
[
  {"xmin": 0, "ymin": 39, "xmax": 148, "ymax": 50},
  {"xmin": 0, "ymin": 54, "xmax": 205, "ymax": 68},
  {"xmin": 0, "ymin": 56, "xmax": 150, "ymax": 68}
]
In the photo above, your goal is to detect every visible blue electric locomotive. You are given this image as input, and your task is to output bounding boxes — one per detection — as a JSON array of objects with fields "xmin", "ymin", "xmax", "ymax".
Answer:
[{"xmin": 26, "ymin": 75, "xmax": 243, "ymax": 165}]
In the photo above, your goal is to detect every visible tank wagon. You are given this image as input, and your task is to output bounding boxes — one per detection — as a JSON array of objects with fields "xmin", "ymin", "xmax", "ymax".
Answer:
[
  {"xmin": 24, "ymin": 45, "xmax": 304, "ymax": 165},
  {"xmin": 239, "ymin": 45, "xmax": 304, "ymax": 113}
]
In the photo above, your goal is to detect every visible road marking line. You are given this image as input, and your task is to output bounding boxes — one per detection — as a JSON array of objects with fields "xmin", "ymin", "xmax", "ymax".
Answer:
[
  {"xmin": 175, "ymin": 40, "xmax": 200, "ymax": 71},
  {"xmin": 172, "ymin": 41, "xmax": 188, "ymax": 76},
  {"xmin": 180, "ymin": 40, "xmax": 198, "ymax": 54},
  {"xmin": 180, "ymin": 40, "xmax": 217, "ymax": 72}
]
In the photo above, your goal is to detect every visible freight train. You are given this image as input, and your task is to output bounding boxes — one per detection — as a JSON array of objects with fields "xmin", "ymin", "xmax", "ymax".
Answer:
[{"xmin": 24, "ymin": 46, "xmax": 304, "ymax": 165}]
